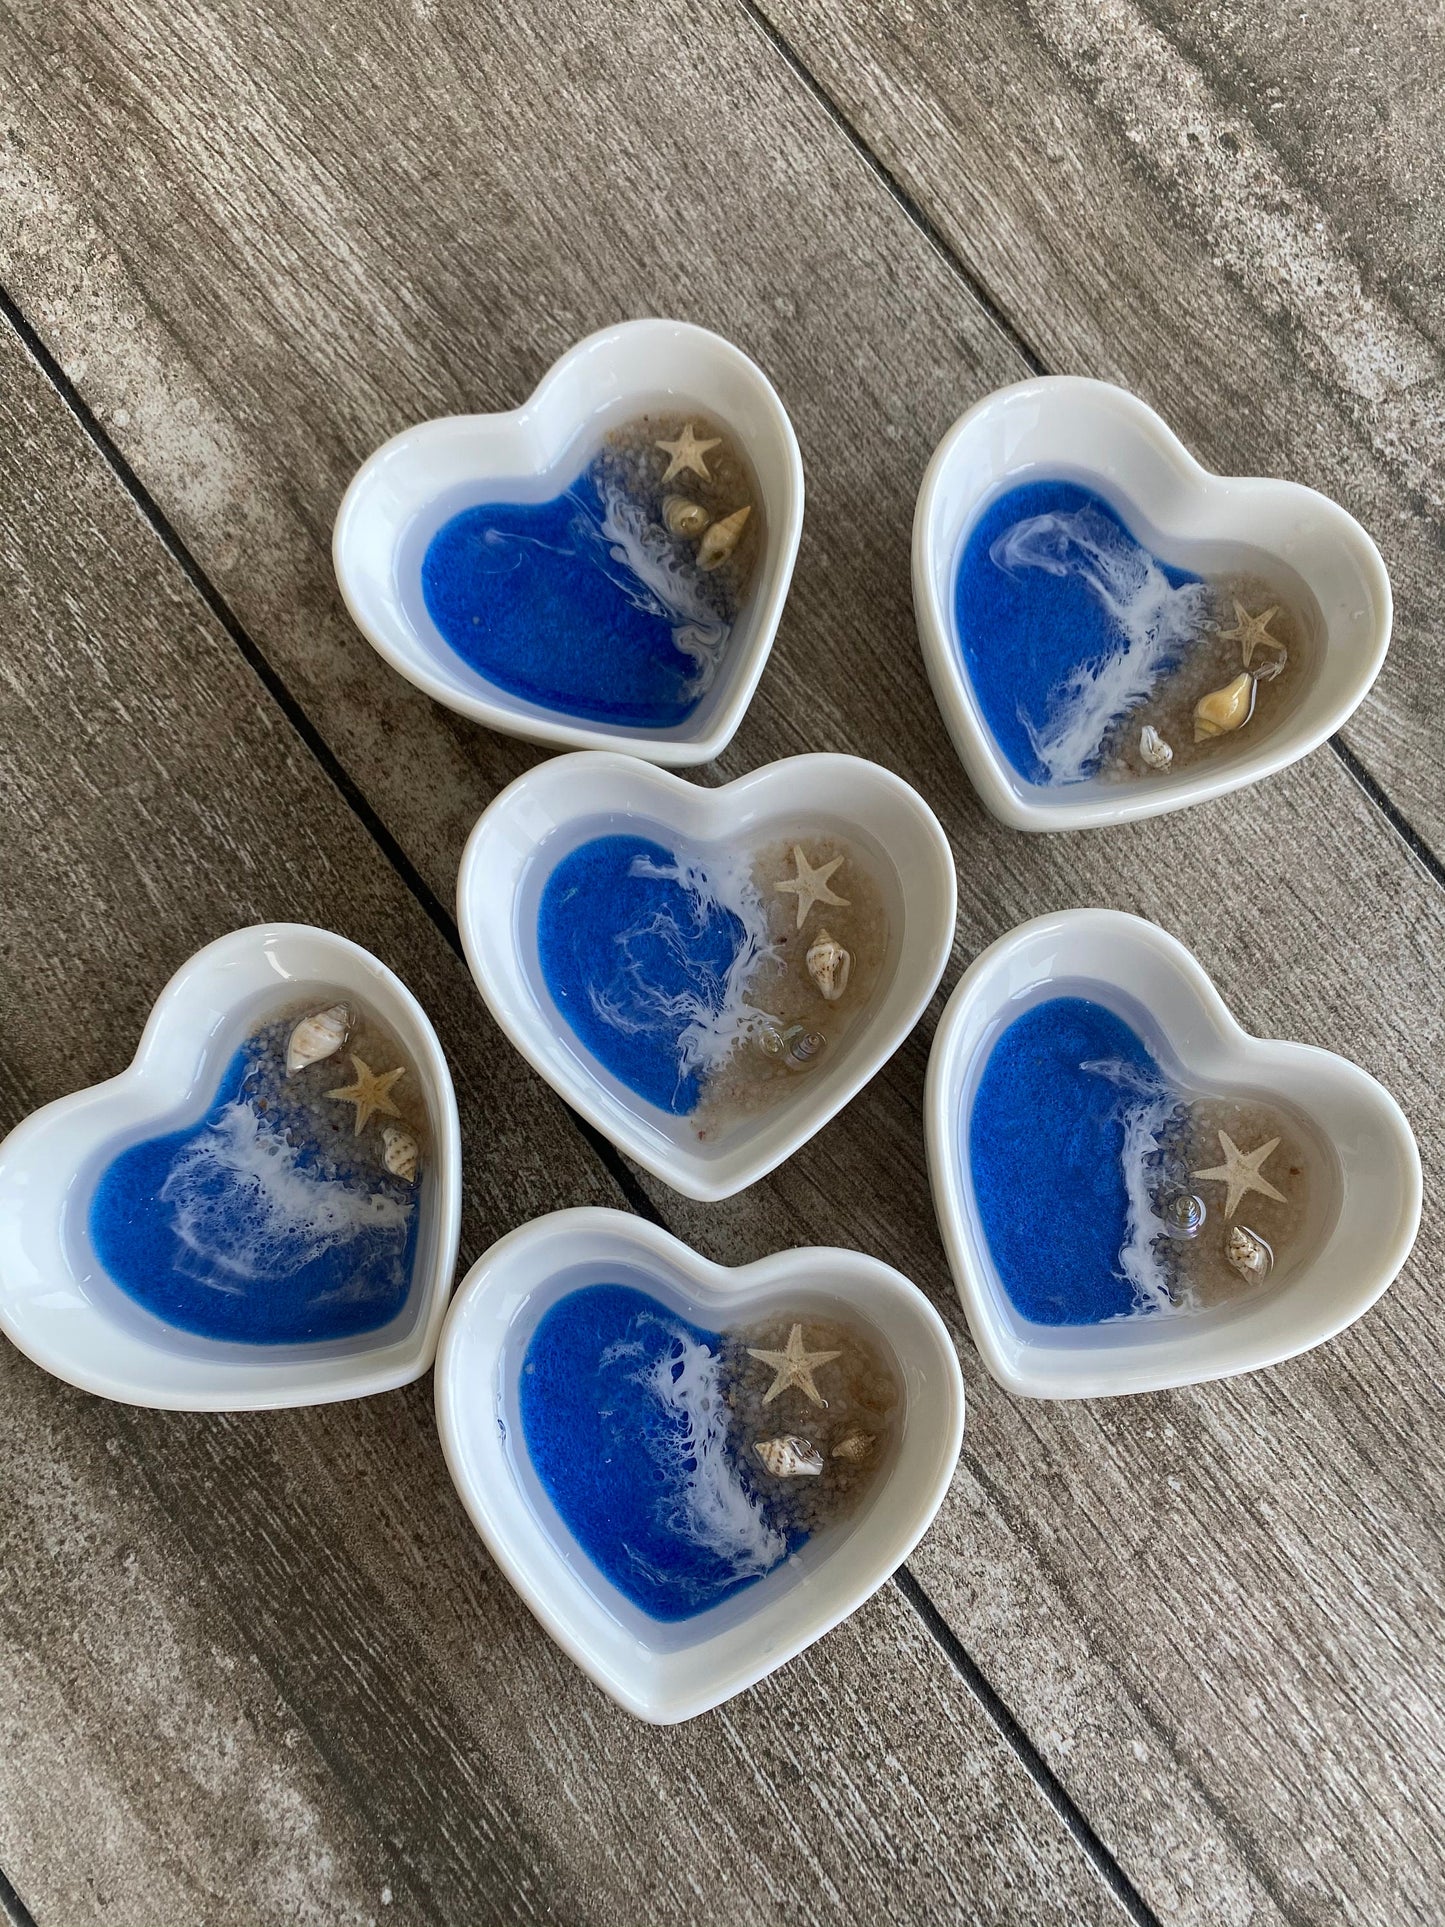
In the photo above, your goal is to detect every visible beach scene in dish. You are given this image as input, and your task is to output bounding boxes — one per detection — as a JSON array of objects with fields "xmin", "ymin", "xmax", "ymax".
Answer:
[
  {"xmin": 534, "ymin": 821, "xmax": 891, "ymax": 1136},
  {"xmin": 967, "ymin": 992, "xmax": 1335, "ymax": 1327},
  {"xmin": 421, "ymin": 410, "xmax": 763, "ymax": 729},
  {"xmin": 88, "ymin": 993, "xmax": 431, "ymax": 1345},
  {"xmin": 515, "ymin": 1279, "xmax": 901, "ymax": 1622},
  {"xmin": 953, "ymin": 478, "xmax": 1317, "ymax": 788}
]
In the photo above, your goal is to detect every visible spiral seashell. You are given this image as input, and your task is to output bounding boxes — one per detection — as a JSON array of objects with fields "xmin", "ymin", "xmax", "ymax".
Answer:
[
  {"xmin": 832, "ymin": 1433, "xmax": 874, "ymax": 1462},
  {"xmin": 285, "ymin": 1003, "xmax": 351, "ymax": 1076},
  {"xmin": 1154, "ymin": 1186, "xmax": 1205, "ymax": 1239},
  {"xmin": 1138, "ymin": 724, "xmax": 1173, "ymax": 771},
  {"xmin": 662, "ymin": 494, "xmax": 711, "ymax": 539},
  {"xmin": 753, "ymin": 1435, "xmax": 824, "ymax": 1478},
  {"xmin": 786, "ymin": 1028, "xmax": 826, "ymax": 1069},
  {"xmin": 806, "ymin": 928, "xmax": 852, "ymax": 1002},
  {"xmin": 697, "ymin": 504, "xmax": 751, "ymax": 571},
  {"xmin": 1225, "ymin": 1224, "xmax": 1272, "ymax": 1281},
  {"xmin": 381, "ymin": 1125, "xmax": 419, "ymax": 1184},
  {"xmin": 1193, "ymin": 672, "xmax": 1255, "ymax": 743}
]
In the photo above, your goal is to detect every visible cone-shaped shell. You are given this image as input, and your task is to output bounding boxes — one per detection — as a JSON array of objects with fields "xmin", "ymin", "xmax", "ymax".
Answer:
[
  {"xmin": 806, "ymin": 929, "xmax": 852, "ymax": 1002},
  {"xmin": 1193, "ymin": 672, "xmax": 1255, "ymax": 742},
  {"xmin": 381, "ymin": 1125, "xmax": 419, "ymax": 1184},
  {"xmin": 832, "ymin": 1432, "xmax": 874, "ymax": 1462},
  {"xmin": 285, "ymin": 1003, "xmax": 351, "ymax": 1076},
  {"xmin": 1225, "ymin": 1224, "xmax": 1272, "ymax": 1280},
  {"xmin": 697, "ymin": 504, "xmax": 751, "ymax": 571},
  {"xmin": 753, "ymin": 1435, "xmax": 824, "ymax": 1478}
]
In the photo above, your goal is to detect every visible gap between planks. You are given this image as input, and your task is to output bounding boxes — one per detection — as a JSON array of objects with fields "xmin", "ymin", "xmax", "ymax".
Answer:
[
  {"xmin": 0, "ymin": 275, "xmax": 1166, "ymax": 1926},
  {"xmin": 735, "ymin": 0, "xmax": 1445, "ymax": 894}
]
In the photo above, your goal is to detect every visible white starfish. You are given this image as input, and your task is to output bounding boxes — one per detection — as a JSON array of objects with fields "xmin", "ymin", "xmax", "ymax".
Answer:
[
  {"xmin": 1192, "ymin": 1131, "xmax": 1287, "ymax": 1220},
  {"xmin": 1219, "ymin": 600, "xmax": 1283, "ymax": 668},
  {"xmin": 655, "ymin": 421, "xmax": 721, "ymax": 484},
  {"xmin": 775, "ymin": 846, "xmax": 849, "ymax": 931},
  {"xmin": 746, "ymin": 1324, "xmax": 841, "ymax": 1407}
]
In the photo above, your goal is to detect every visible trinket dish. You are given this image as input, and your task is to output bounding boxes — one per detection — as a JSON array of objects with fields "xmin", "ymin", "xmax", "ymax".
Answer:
[
  {"xmin": 913, "ymin": 377, "xmax": 1392, "ymax": 830},
  {"xmin": 434, "ymin": 1208, "xmax": 965, "ymax": 1722},
  {"xmin": 334, "ymin": 318, "xmax": 803, "ymax": 765},
  {"xmin": 926, "ymin": 908, "xmax": 1419, "ymax": 1398},
  {"xmin": 0, "ymin": 925, "xmax": 461, "ymax": 1410},
  {"xmin": 457, "ymin": 752, "xmax": 957, "ymax": 1200}
]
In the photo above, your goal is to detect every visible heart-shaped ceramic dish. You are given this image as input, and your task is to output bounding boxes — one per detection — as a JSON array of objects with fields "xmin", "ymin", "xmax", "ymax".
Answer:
[
  {"xmin": 435, "ymin": 1207, "xmax": 965, "ymax": 1722},
  {"xmin": 0, "ymin": 925, "xmax": 462, "ymax": 1410},
  {"xmin": 926, "ymin": 908, "xmax": 1420, "ymax": 1398},
  {"xmin": 457, "ymin": 751, "xmax": 958, "ymax": 1201},
  {"xmin": 333, "ymin": 318, "xmax": 803, "ymax": 765},
  {"xmin": 913, "ymin": 376, "xmax": 1392, "ymax": 830}
]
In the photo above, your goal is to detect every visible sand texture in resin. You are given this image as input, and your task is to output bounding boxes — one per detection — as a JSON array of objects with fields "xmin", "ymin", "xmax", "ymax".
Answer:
[
  {"xmin": 694, "ymin": 834, "xmax": 890, "ymax": 1137},
  {"xmin": 1102, "ymin": 572, "xmax": 1318, "ymax": 782},
  {"xmin": 721, "ymin": 1311, "xmax": 902, "ymax": 1537}
]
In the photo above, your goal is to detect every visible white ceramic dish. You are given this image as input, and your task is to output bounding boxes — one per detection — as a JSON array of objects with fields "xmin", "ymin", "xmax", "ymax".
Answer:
[
  {"xmin": 457, "ymin": 751, "xmax": 958, "ymax": 1201},
  {"xmin": 925, "ymin": 908, "xmax": 1420, "ymax": 1399},
  {"xmin": 333, "ymin": 318, "xmax": 804, "ymax": 766},
  {"xmin": 0, "ymin": 925, "xmax": 462, "ymax": 1411},
  {"xmin": 913, "ymin": 376, "xmax": 1392, "ymax": 831},
  {"xmin": 435, "ymin": 1207, "xmax": 965, "ymax": 1723}
]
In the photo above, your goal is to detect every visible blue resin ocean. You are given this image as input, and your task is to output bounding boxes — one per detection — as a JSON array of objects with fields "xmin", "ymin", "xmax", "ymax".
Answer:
[
  {"xmin": 535, "ymin": 826, "xmax": 885, "ymax": 1126},
  {"xmin": 421, "ymin": 411, "xmax": 762, "ymax": 728},
  {"xmin": 953, "ymin": 478, "xmax": 1306, "ymax": 784},
  {"xmin": 969, "ymin": 994, "xmax": 1315, "ymax": 1325},
  {"xmin": 89, "ymin": 998, "xmax": 427, "ymax": 1345},
  {"xmin": 517, "ymin": 1281, "xmax": 899, "ymax": 1622}
]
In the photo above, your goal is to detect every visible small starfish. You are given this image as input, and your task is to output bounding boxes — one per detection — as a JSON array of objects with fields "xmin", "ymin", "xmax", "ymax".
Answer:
[
  {"xmin": 1192, "ymin": 1131, "xmax": 1287, "ymax": 1220},
  {"xmin": 747, "ymin": 1324, "xmax": 842, "ymax": 1407},
  {"xmin": 1219, "ymin": 600, "xmax": 1283, "ymax": 668},
  {"xmin": 655, "ymin": 421, "xmax": 721, "ymax": 483},
  {"xmin": 775, "ymin": 846, "xmax": 850, "ymax": 931},
  {"xmin": 327, "ymin": 1055, "xmax": 406, "ymax": 1136}
]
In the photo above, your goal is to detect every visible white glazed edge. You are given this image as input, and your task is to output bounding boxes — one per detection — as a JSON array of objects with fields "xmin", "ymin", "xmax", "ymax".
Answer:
[
  {"xmin": 455, "ymin": 751, "xmax": 959, "ymax": 1201},
  {"xmin": 0, "ymin": 924, "xmax": 463, "ymax": 1411},
  {"xmin": 924, "ymin": 908, "xmax": 1422, "ymax": 1397},
  {"xmin": 333, "ymin": 317, "xmax": 804, "ymax": 766},
  {"xmin": 912, "ymin": 376, "xmax": 1394, "ymax": 831},
  {"xmin": 433, "ymin": 1207, "xmax": 966, "ymax": 1723}
]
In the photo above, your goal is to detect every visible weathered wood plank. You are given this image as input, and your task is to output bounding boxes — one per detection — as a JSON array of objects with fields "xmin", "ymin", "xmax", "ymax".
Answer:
[
  {"xmin": 2, "ymin": 1, "xmax": 1442, "ymax": 1921},
  {"xmin": 751, "ymin": 0, "xmax": 1445, "ymax": 853},
  {"xmin": 0, "ymin": 325, "xmax": 1128, "ymax": 1924}
]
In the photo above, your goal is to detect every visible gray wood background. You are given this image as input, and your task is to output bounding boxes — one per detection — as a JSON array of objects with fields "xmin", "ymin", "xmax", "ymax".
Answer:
[{"xmin": 0, "ymin": 1, "xmax": 1440, "ymax": 1921}]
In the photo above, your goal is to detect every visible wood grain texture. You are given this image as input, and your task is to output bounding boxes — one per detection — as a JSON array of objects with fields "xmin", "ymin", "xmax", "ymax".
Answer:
[
  {"xmin": 0, "ymin": 327, "xmax": 1128, "ymax": 1926},
  {"xmin": 1, "ymin": 0, "xmax": 1442, "ymax": 1922},
  {"xmin": 750, "ymin": 0, "xmax": 1445, "ymax": 857}
]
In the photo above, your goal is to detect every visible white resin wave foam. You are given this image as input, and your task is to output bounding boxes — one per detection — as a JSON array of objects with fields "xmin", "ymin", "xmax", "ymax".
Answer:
[
  {"xmin": 643, "ymin": 1323, "xmax": 786, "ymax": 1580},
  {"xmin": 578, "ymin": 479, "xmax": 730, "ymax": 698},
  {"xmin": 991, "ymin": 503, "xmax": 1213, "ymax": 785},
  {"xmin": 1080, "ymin": 1057, "xmax": 1177, "ymax": 1317},
  {"xmin": 587, "ymin": 844, "xmax": 779, "ymax": 1103},
  {"xmin": 160, "ymin": 1101, "xmax": 411, "ymax": 1293}
]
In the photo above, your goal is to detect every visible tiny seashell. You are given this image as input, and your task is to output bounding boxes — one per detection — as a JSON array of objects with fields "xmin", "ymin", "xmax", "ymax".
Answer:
[
  {"xmin": 381, "ymin": 1125, "xmax": 419, "ymax": 1184},
  {"xmin": 806, "ymin": 928, "xmax": 852, "ymax": 1002},
  {"xmin": 1138, "ymin": 724, "xmax": 1173, "ymax": 771},
  {"xmin": 662, "ymin": 494, "xmax": 711, "ymax": 539},
  {"xmin": 753, "ymin": 1435, "xmax": 824, "ymax": 1478},
  {"xmin": 285, "ymin": 1003, "xmax": 351, "ymax": 1076},
  {"xmin": 697, "ymin": 504, "xmax": 751, "ymax": 571},
  {"xmin": 1225, "ymin": 1224, "xmax": 1272, "ymax": 1281},
  {"xmin": 786, "ymin": 1028, "xmax": 826, "ymax": 1069},
  {"xmin": 1193, "ymin": 672, "xmax": 1255, "ymax": 743},
  {"xmin": 1155, "ymin": 1186, "xmax": 1205, "ymax": 1239},
  {"xmin": 832, "ymin": 1433, "xmax": 874, "ymax": 1462}
]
